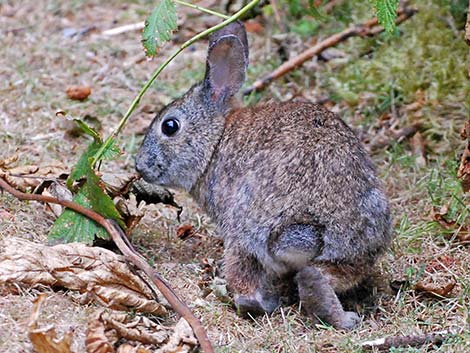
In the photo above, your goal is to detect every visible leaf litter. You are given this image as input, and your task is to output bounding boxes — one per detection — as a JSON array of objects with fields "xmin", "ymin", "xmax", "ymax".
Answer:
[
  {"xmin": 1, "ymin": 238, "xmax": 198, "ymax": 351},
  {"xmin": 0, "ymin": 238, "xmax": 168, "ymax": 316},
  {"xmin": 86, "ymin": 310, "xmax": 196, "ymax": 353},
  {"xmin": 28, "ymin": 294, "xmax": 75, "ymax": 353}
]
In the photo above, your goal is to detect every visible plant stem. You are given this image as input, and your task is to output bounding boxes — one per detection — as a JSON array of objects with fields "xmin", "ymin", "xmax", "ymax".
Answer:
[
  {"xmin": 174, "ymin": 0, "xmax": 229, "ymax": 19},
  {"xmin": 91, "ymin": 0, "xmax": 261, "ymax": 166}
]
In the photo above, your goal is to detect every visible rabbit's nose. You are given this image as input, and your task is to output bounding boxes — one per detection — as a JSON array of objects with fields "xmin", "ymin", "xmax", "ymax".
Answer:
[{"xmin": 135, "ymin": 153, "xmax": 148, "ymax": 176}]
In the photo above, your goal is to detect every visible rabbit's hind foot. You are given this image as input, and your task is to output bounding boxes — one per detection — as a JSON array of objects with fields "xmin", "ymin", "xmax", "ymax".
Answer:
[{"xmin": 296, "ymin": 266, "xmax": 360, "ymax": 330}]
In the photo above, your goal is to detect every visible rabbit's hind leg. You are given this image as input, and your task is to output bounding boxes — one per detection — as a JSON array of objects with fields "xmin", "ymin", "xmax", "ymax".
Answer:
[
  {"xmin": 271, "ymin": 224, "xmax": 360, "ymax": 330},
  {"xmin": 224, "ymin": 246, "xmax": 281, "ymax": 317},
  {"xmin": 296, "ymin": 266, "xmax": 360, "ymax": 330}
]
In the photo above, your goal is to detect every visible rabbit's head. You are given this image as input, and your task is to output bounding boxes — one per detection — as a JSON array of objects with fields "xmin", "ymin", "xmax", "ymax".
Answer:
[{"xmin": 135, "ymin": 21, "xmax": 248, "ymax": 191}]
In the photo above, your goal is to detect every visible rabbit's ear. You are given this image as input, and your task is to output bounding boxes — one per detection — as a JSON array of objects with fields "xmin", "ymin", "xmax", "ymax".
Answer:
[
  {"xmin": 203, "ymin": 22, "xmax": 248, "ymax": 110},
  {"xmin": 208, "ymin": 21, "xmax": 248, "ymax": 62}
]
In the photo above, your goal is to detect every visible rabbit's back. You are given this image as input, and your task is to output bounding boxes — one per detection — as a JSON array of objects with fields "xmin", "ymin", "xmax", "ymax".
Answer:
[{"xmin": 192, "ymin": 101, "xmax": 391, "ymax": 266}]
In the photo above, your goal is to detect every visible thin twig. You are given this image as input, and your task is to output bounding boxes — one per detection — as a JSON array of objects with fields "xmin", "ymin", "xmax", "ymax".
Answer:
[
  {"xmin": 0, "ymin": 177, "xmax": 214, "ymax": 353},
  {"xmin": 243, "ymin": 6, "xmax": 417, "ymax": 95},
  {"xmin": 361, "ymin": 331, "xmax": 450, "ymax": 351}
]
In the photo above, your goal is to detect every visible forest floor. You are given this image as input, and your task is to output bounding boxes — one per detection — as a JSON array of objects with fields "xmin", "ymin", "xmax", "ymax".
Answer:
[{"xmin": 0, "ymin": 0, "xmax": 469, "ymax": 352}]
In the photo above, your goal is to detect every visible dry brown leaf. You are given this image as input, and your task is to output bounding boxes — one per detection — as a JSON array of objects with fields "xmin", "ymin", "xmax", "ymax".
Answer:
[
  {"xmin": 87, "ymin": 310, "xmax": 195, "ymax": 353},
  {"xmin": 155, "ymin": 318, "xmax": 197, "ymax": 353},
  {"xmin": 198, "ymin": 258, "xmax": 216, "ymax": 297},
  {"xmin": 101, "ymin": 173, "xmax": 140, "ymax": 198},
  {"xmin": 458, "ymin": 121, "xmax": 470, "ymax": 192},
  {"xmin": 115, "ymin": 194, "xmax": 146, "ymax": 235},
  {"xmin": 176, "ymin": 224, "xmax": 195, "ymax": 240},
  {"xmin": 86, "ymin": 312, "xmax": 116, "ymax": 353},
  {"xmin": 245, "ymin": 19, "xmax": 264, "ymax": 33},
  {"xmin": 0, "ymin": 238, "xmax": 168, "ymax": 316},
  {"xmin": 28, "ymin": 294, "xmax": 75, "ymax": 353},
  {"xmin": 42, "ymin": 181, "xmax": 74, "ymax": 217},
  {"xmin": 432, "ymin": 206, "xmax": 470, "ymax": 244},
  {"xmin": 98, "ymin": 310, "xmax": 169, "ymax": 346},
  {"xmin": 0, "ymin": 154, "xmax": 19, "ymax": 168},
  {"xmin": 460, "ymin": 121, "xmax": 470, "ymax": 140},
  {"xmin": 415, "ymin": 276, "xmax": 456, "ymax": 298},
  {"xmin": 66, "ymin": 85, "xmax": 92, "ymax": 100},
  {"xmin": 100, "ymin": 173, "xmax": 147, "ymax": 233},
  {"xmin": 457, "ymin": 141, "xmax": 470, "ymax": 193},
  {"xmin": 0, "ymin": 155, "xmax": 68, "ymax": 192}
]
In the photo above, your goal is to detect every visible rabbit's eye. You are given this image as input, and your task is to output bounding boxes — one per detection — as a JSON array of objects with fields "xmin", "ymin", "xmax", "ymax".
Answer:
[{"xmin": 161, "ymin": 118, "xmax": 180, "ymax": 136}]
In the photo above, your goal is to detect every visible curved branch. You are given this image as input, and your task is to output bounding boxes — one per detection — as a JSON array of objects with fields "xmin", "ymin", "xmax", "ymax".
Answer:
[{"xmin": 0, "ymin": 177, "xmax": 214, "ymax": 353}]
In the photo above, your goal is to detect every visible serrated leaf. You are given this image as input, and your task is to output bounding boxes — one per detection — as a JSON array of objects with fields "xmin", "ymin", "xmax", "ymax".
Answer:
[
  {"xmin": 67, "ymin": 139, "xmax": 120, "ymax": 189},
  {"xmin": 73, "ymin": 119, "xmax": 102, "ymax": 142},
  {"xmin": 84, "ymin": 170, "xmax": 124, "ymax": 225},
  {"xmin": 142, "ymin": 0, "xmax": 178, "ymax": 57},
  {"xmin": 101, "ymin": 139, "xmax": 121, "ymax": 161},
  {"xmin": 58, "ymin": 138, "xmax": 124, "ymax": 244},
  {"xmin": 373, "ymin": 0, "xmax": 399, "ymax": 33},
  {"xmin": 48, "ymin": 191, "xmax": 109, "ymax": 244},
  {"xmin": 67, "ymin": 141, "xmax": 100, "ymax": 188}
]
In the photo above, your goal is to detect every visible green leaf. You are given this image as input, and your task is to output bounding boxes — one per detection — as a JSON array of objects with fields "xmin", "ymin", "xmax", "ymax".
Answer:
[
  {"xmin": 59, "ymin": 137, "xmax": 124, "ymax": 244},
  {"xmin": 101, "ymin": 139, "xmax": 121, "ymax": 161},
  {"xmin": 73, "ymin": 119, "xmax": 102, "ymax": 142},
  {"xmin": 67, "ymin": 141, "xmax": 101, "ymax": 188},
  {"xmin": 373, "ymin": 0, "xmax": 399, "ymax": 33},
  {"xmin": 67, "ymin": 139, "xmax": 120, "ymax": 189},
  {"xmin": 51, "ymin": 159, "xmax": 124, "ymax": 244},
  {"xmin": 84, "ymin": 169, "xmax": 123, "ymax": 225},
  {"xmin": 48, "ymin": 191, "xmax": 109, "ymax": 244},
  {"xmin": 142, "ymin": 0, "xmax": 178, "ymax": 57}
]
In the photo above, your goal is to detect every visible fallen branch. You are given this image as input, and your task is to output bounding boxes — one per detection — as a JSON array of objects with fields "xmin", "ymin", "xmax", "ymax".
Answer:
[
  {"xmin": 243, "ymin": 6, "xmax": 417, "ymax": 95},
  {"xmin": 361, "ymin": 331, "xmax": 449, "ymax": 351},
  {"xmin": 0, "ymin": 177, "xmax": 214, "ymax": 353}
]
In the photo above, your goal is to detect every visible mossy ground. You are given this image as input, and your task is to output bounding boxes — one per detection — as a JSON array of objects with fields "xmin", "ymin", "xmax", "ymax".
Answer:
[{"xmin": 0, "ymin": 0, "xmax": 469, "ymax": 352}]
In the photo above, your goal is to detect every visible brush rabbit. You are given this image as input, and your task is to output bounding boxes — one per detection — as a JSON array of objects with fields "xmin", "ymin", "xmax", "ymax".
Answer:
[{"xmin": 135, "ymin": 21, "xmax": 392, "ymax": 330}]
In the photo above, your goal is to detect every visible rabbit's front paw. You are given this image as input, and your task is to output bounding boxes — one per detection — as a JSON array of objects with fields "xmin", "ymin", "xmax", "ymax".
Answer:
[
  {"xmin": 234, "ymin": 292, "xmax": 279, "ymax": 318},
  {"xmin": 335, "ymin": 311, "xmax": 361, "ymax": 330}
]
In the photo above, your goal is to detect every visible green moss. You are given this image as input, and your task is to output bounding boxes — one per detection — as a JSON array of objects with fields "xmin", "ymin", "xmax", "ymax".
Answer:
[{"xmin": 329, "ymin": 1, "xmax": 469, "ymax": 109}]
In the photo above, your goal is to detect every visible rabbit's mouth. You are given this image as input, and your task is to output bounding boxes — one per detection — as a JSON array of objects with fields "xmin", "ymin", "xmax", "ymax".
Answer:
[
  {"xmin": 137, "ymin": 168, "xmax": 165, "ymax": 185},
  {"xmin": 135, "ymin": 158, "xmax": 165, "ymax": 185}
]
